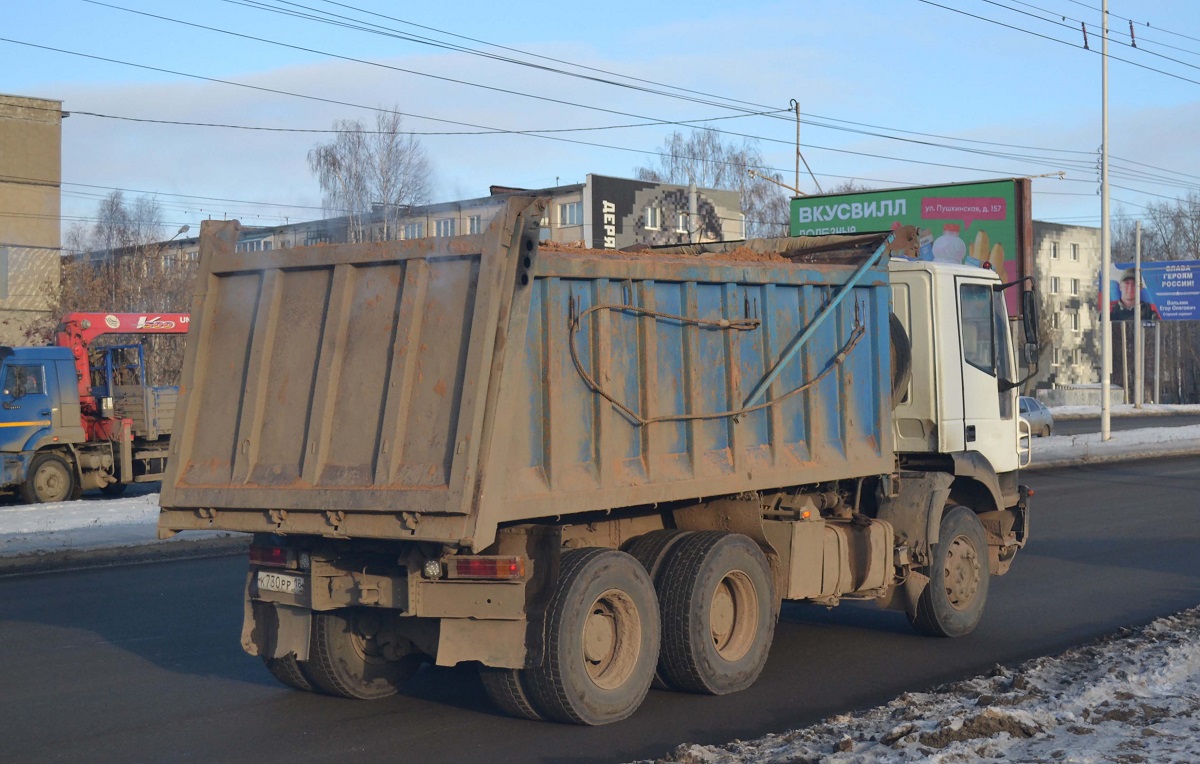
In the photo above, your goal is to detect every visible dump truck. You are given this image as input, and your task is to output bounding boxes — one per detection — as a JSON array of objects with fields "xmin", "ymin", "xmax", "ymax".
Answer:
[
  {"xmin": 0, "ymin": 312, "xmax": 187, "ymax": 503},
  {"xmin": 159, "ymin": 198, "xmax": 1037, "ymax": 725}
]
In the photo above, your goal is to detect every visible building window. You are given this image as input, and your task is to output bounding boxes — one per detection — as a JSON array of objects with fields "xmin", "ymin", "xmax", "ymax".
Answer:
[
  {"xmin": 1050, "ymin": 242, "xmax": 1059, "ymax": 259},
  {"xmin": 1071, "ymin": 243, "xmax": 1079, "ymax": 261},
  {"xmin": 263, "ymin": 241, "xmax": 273, "ymax": 252},
  {"xmin": 1052, "ymin": 313, "xmax": 1060, "ymax": 330},
  {"xmin": 403, "ymin": 222, "xmax": 424, "ymax": 240},
  {"xmin": 436, "ymin": 218, "xmax": 456, "ymax": 237},
  {"xmin": 676, "ymin": 212, "xmax": 688, "ymax": 233},
  {"xmin": 1071, "ymin": 312, "xmax": 1080, "ymax": 332},
  {"xmin": 1073, "ymin": 348, "xmax": 1081, "ymax": 364},
  {"xmin": 1052, "ymin": 348, "xmax": 1060, "ymax": 366},
  {"xmin": 558, "ymin": 201, "xmax": 582, "ymax": 227},
  {"xmin": 1050, "ymin": 276, "xmax": 1060, "ymax": 294},
  {"xmin": 469, "ymin": 215, "xmax": 482, "ymax": 234},
  {"xmin": 644, "ymin": 206, "xmax": 661, "ymax": 230},
  {"xmin": 1070, "ymin": 278, "xmax": 1079, "ymax": 295}
]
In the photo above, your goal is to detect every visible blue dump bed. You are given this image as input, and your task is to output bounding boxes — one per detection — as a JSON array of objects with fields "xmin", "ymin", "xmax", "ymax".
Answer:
[{"xmin": 160, "ymin": 198, "xmax": 895, "ymax": 550}]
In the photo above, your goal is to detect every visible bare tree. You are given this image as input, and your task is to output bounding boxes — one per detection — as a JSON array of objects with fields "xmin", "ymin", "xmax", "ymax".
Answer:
[
  {"xmin": 308, "ymin": 110, "xmax": 433, "ymax": 242},
  {"xmin": 53, "ymin": 191, "xmax": 193, "ymax": 385},
  {"xmin": 635, "ymin": 129, "xmax": 791, "ymax": 238}
]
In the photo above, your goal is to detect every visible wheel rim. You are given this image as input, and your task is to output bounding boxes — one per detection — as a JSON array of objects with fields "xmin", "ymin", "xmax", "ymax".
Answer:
[
  {"xmin": 943, "ymin": 533, "xmax": 982, "ymax": 611},
  {"xmin": 709, "ymin": 570, "xmax": 759, "ymax": 661},
  {"xmin": 348, "ymin": 611, "xmax": 389, "ymax": 666},
  {"xmin": 35, "ymin": 461, "xmax": 71, "ymax": 503},
  {"xmin": 581, "ymin": 588, "xmax": 641, "ymax": 690}
]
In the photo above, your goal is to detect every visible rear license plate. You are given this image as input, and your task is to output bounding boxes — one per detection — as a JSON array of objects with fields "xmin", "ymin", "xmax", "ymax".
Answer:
[{"xmin": 257, "ymin": 570, "xmax": 305, "ymax": 596}]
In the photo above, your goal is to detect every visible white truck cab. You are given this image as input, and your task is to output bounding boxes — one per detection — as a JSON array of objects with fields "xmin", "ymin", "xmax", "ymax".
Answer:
[{"xmin": 890, "ymin": 258, "xmax": 1026, "ymax": 478}]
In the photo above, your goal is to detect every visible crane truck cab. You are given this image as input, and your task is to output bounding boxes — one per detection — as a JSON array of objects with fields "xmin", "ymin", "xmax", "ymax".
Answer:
[{"xmin": 0, "ymin": 346, "xmax": 87, "ymax": 502}]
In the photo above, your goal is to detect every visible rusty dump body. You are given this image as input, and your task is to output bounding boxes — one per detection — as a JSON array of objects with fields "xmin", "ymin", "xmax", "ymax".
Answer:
[{"xmin": 159, "ymin": 198, "xmax": 895, "ymax": 551}]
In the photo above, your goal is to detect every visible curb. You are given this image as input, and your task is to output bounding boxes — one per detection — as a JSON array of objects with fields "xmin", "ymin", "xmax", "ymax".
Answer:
[{"xmin": 0, "ymin": 534, "xmax": 250, "ymax": 576}]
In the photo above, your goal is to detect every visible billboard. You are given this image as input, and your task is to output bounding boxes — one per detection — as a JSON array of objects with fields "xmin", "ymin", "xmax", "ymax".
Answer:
[
  {"xmin": 584, "ymin": 174, "xmax": 741, "ymax": 250},
  {"xmin": 790, "ymin": 178, "xmax": 1034, "ymax": 316},
  {"xmin": 1104, "ymin": 260, "xmax": 1200, "ymax": 321}
]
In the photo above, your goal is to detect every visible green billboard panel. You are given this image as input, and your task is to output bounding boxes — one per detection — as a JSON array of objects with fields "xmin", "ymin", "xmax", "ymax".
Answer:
[{"xmin": 791, "ymin": 178, "xmax": 1033, "ymax": 316}]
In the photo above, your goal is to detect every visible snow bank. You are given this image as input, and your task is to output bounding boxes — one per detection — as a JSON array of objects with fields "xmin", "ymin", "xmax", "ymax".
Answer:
[
  {"xmin": 1047, "ymin": 403, "xmax": 1200, "ymax": 420},
  {"xmin": 0, "ymin": 490, "xmax": 236, "ymax": 557},
  {"xmin": 1032, "ymin": 424, "xmax": 1200, "ymax": 468},
  {"xmin": 640, "ymin": 606, "xmax": 1200, "ymax": 764}
]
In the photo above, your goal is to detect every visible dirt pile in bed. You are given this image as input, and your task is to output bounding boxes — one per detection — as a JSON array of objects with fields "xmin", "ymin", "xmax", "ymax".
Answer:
[{"xmin": 538, "ymin": 240, "xmax": 789, "ymax": 263}]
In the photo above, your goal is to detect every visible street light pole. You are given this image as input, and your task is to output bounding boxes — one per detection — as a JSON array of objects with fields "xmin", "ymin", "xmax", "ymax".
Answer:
[
  {"xmin": 1100, "ymin": 0, "xmax": 1112, "ymax": 439},
  {"xmin": 1134, "ymin": 220, "xmax": 1143, "ymax": 408}
]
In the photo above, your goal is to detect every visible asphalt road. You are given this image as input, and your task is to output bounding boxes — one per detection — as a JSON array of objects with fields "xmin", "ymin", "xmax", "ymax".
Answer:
[
  {"xmin": 1051, "ymin": 413, "xmax": 1200, "ymax": 436},
  {"xmin": 2, "ymin": 456, "xmax": 1199, "ymax": 764}
]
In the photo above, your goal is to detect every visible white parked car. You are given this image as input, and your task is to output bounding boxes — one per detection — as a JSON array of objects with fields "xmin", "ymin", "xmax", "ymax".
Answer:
[{"xmin": 1019, "ymin": 396, "xmax": 1054, "ymax": 437}]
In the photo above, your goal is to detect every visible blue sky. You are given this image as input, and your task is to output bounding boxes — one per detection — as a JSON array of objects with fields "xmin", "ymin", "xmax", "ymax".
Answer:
[{"xmin": 5, "ymin": 0, "xmax": 1200, "ymax": 234}]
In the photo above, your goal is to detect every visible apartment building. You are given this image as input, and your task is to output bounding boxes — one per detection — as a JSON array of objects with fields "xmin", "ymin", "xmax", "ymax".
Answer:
[
  {"xmin": 0, "ymin": 93, "xmax": 63, "ymax": 343},
  {"xmin": 1029, "ymin": 221, "xmax": 1101, "ymax": 389}
]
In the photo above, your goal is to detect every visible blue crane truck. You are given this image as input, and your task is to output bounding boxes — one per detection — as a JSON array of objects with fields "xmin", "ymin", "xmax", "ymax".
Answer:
[
  {"xmin": 0, "ymin": 313, "xmax": 186, "ymax": 503},
  {"xmin": 159, "ymin": 198, "xmax": 1038, "ymax": 725}
]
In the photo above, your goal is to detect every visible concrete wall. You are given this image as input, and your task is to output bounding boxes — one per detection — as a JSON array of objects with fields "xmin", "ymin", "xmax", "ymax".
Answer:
[{"xmin": 0, "ymin": 94, "xmax": 62, "ymax": 344}]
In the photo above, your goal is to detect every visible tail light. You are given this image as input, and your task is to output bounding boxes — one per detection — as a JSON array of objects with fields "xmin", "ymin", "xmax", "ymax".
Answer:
[
  {"xmin": 249, "ymin": 544, "xmax": 294, "ymax": 569},
  {"xmin": 444, "ymin": 555, "xmax": 525, "ymax": 580}
]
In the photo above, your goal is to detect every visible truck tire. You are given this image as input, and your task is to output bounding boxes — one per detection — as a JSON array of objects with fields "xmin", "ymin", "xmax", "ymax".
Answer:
[
  {"xmin": 890, "ymin": 312, "xmax": 912, "ymax": 410},
  {"xmin": 623, "ymin": 529, "xmax": 693, "ymax": 689},
  {"xmin": 909, "ymin": 505, "xmax": 990, "ymax": 638},
  {"xmin": 305, "ymin": 609, "xmax": 421, "ymax": 700},
  {"xmin": 20, "ymin": 452, "xmax": 78, "ymax": 504},
  {"xmin": 480, "ymin": 667, "xmax": 543, "ymax": 720},
  {"xmin": 656, "ymin": 532, "xmax": 775, "ymax": 695},
  {"xmin": 264, "ymin": 655, "xmax": 317, "ymax": 693},
  {"xmin": 525, "ymin": 548, "xmax": 659, "ymax": 725}
]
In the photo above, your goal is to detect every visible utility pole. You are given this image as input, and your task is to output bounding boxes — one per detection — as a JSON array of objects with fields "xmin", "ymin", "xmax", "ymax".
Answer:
[
  {"xmin": 1134, "ymin": 220, "xmax": 1144, "ymax": 408},
  {"xmin": 1100, "ymin": 0, "xmax": 1112, "ymax": 439}
]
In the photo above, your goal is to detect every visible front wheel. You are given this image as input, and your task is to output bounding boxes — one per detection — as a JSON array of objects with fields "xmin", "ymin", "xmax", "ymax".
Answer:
[
  {"xmin": 20, "ymin": 452, "xmax": 78, "ymax": 504},
  {"xmin": 908, "ymin": 506, "xmax": 990, "ymax": 638}
]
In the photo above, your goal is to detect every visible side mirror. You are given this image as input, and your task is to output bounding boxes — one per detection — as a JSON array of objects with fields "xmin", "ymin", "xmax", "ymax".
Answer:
[
  {"xmin": 1023, "ymin": 342, "xmax": 1038, "ymax": 366},
  {"xmin": 1022, "ymin": 290, "xmax": 1040, "ymax": 347}
]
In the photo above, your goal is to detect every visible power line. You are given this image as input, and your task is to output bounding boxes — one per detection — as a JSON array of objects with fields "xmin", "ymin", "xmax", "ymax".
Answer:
[{"xmin": 914, "ymin": 0, "xmax": 1200, "ymax": 87}]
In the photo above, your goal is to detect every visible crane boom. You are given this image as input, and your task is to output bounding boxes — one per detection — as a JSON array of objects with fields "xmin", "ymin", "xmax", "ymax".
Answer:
[{"xmin": 54, "ymin": 312, "xmax": 190, "ymax": 419}]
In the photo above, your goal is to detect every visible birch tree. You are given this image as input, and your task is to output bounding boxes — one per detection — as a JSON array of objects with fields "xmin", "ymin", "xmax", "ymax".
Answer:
[
  {"xmin": 634, "ymin": 129, "xmax": 791, "ymax": 238},
  {"xmin": 307, "ymin": 110, "xmax": 433, "ymax": 242}
]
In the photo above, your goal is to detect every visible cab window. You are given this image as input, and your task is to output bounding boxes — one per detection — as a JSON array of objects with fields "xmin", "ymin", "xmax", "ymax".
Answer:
[
  {"xmin": 960, "ymin": 284, "xmax": 995, "ymax": 375},
  {"xmin": 4, "ymin": 365, "xmax": 45, "ymax": 396}
]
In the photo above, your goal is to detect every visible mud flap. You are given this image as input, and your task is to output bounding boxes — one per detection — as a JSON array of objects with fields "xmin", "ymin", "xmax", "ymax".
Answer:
[{"xmin": 241, "ymin": 573, "xmax": 312, "ymax": 661}]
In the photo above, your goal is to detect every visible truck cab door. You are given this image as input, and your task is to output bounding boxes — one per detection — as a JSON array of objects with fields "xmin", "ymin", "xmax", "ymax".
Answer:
[
  {"xmin": 956, "ymin": 279, "xmax": 1018, "ymax": 474},
  {"xmin": 0, "ymin": 363, "xmax": 54, "ymax": 452}
]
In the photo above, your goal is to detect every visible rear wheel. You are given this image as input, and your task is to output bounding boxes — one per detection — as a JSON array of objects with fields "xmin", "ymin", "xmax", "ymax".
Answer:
[
  {"xmin": 656, "ymin": 532, "xmax": 775, "ymax": 695},
  {"xmin": 480, "ymin": 667, "xmax": 543, "ymax": 720},
  {"xmin": 20, "ymin": 452, "xmax": 77, "ymax": 504},
  {"xmin": 524, "ymin": 548, "xmax": 659, "ymax": 725},
  {"xmin": 909, "ymin": 506, "xmax": 990, "ymax": 638},
  {"xmin": 306, "ymin": 609, "xmax": 421, "ymax": 699},
  {"xmin": 264, "ymin": 654, "xmax": 317, "ymax": 692}
]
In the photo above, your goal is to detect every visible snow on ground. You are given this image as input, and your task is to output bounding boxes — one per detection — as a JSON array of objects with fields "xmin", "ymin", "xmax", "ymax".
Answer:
[
  {"xmin": 0, "ymin": 487, "xmax": 235, "ymax": 557},
  {"xmin": 1047, "ymin": 403, "xmax": 1200, "ymax": 420},
  {"xmin": 640, "ymin": 606, "xmax": 1200, "ymax": 764}
]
